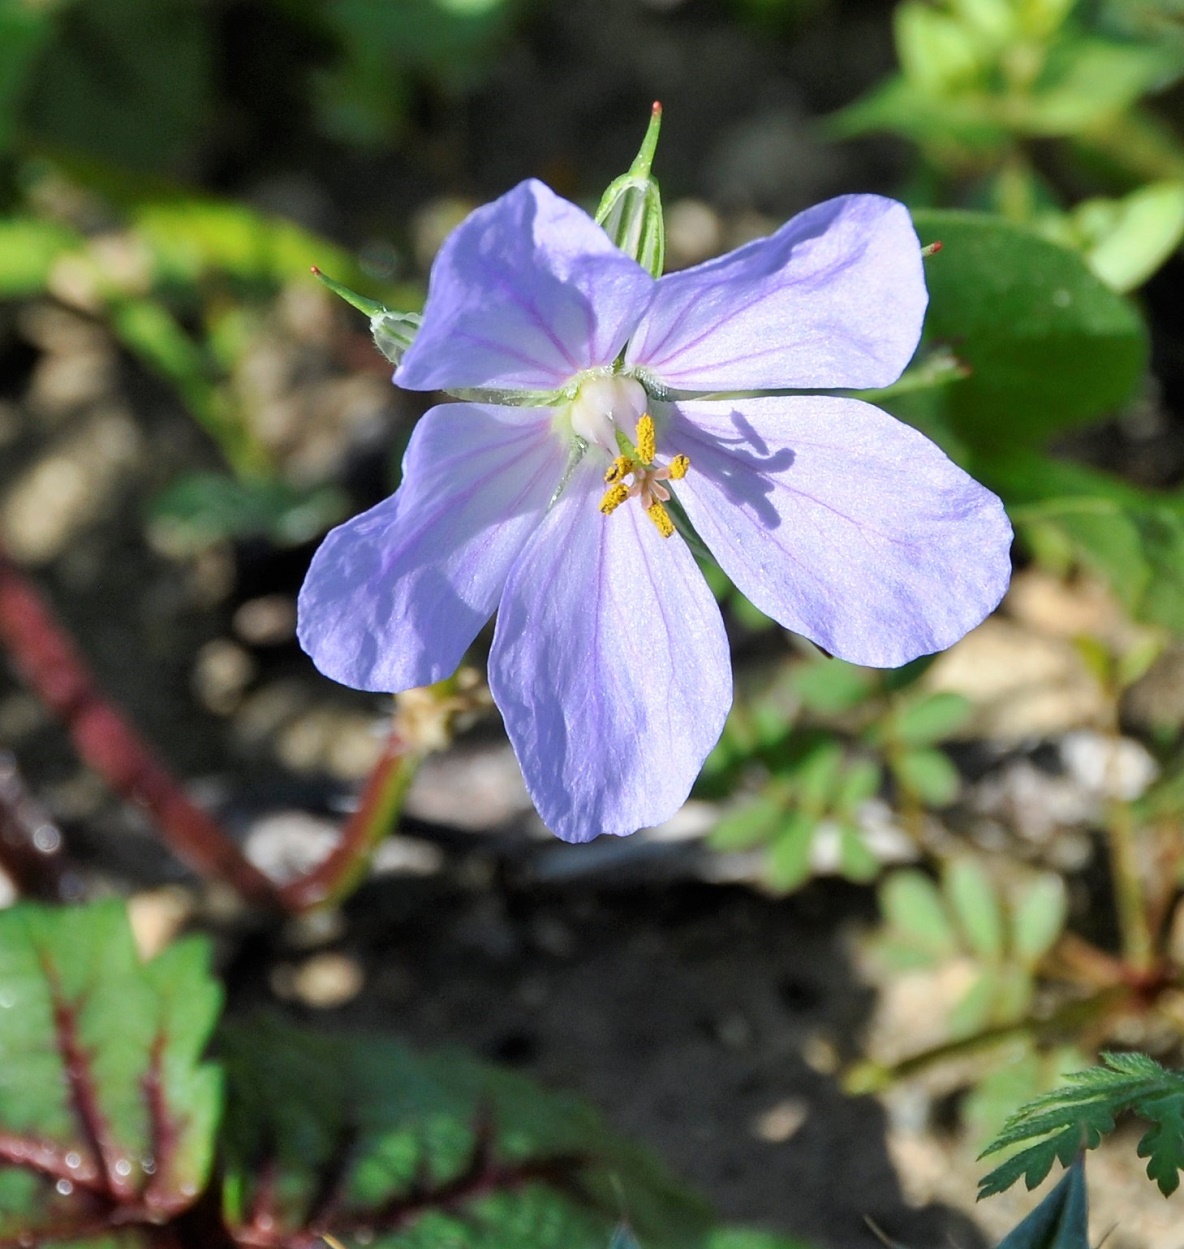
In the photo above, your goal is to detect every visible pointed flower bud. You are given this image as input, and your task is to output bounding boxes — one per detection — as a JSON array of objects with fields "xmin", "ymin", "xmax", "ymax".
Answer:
[
  {"xmin": 595, "ymin": 102, "xmax": 665, "ymax": 278},
  {"xmin": 310, "ymin": 266, "xmax": 422, "ymax": 366}
]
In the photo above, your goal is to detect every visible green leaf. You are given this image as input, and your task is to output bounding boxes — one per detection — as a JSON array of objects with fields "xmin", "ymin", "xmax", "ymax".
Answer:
[
  {"xmin": 1137, "ymin": 1094, "xmax": 1184, "ymax": 1196},
  {"xmin": 706, "ymin": 1231, "xmax": 817, "ymax": 1249},
  {"xmin": 895, "ymin": 1, "xmax": 983, "ymax": 92},
  {"xmin": 838, "ymin": 824, "xmax": 881, "ymax": 882},
  {"xmin": 949, "ymin": 969, "xmax": 1000, "ymax": 1038},
  {"xmin": 218, "ymin": 1015, "xmax": 713, "ymax": 1249},
  {"xmin": 765, "ymin": 812, "xmax": 817, "ymax": 891},
  {"xmin": 1012, "ymin": 875, "xmax": 1068, "ymax": 964},
  {"xmin": 946, "ymin": 858, "xmax": 1005, "ymax": 961},
  {"xmin": 1020, "ymin": 37, "xmax": 1176, "ymax": 136},
  {"xmin": 148, "ymin": 472, "xmax": 348, "ymax": 553},
  {"xmin": 1075, "ymin": 181, "xmax": 1184, "ymax": 291},
  {"xmin": 894, "ymin": 747, "xmax": 961, "ymax": 807},
  {"xmin": 994, "ymin": 1155, "xmax": 1088, "ymax": 1249},
  {"xmin": 892, "ymin": 691, "xmax": 972, "ymax": 746},
  {"xmin": 910, "ymin": 210, "xmax": 1148, "ymax": 452},
  {"xmin": 311, "ymin": 0, "xmax": 518, "ymax": 147},
  {"xmin": 828, "ymin": 74, "xmax": 1008, "ymax": 150},
  {"xmin": 791, "ymin": 659, "xmax": 874, "ymax": 715},
  {"xmin": 837, "ymin": 758, "xmax": 882, "ymax": 810},
  {"xmin": 979, "ymin": 1053, "xmax": 1184, "ymax": 1198},
  {"xmin": 879, "ymin": 869, "xmax": 959, "ymax": 963},
  {"xmin": 0, "ymin": 1, "xmax": 58, "ymax": 153},
  {"xmin": 991, "ymin": 451, "xmax": 1184, "ymax": 633},
  {"xmin": 788, "ymin": 739, "xmax": 845, "ymax": 812},
  {"xmin": 20, "ymin": 0, "xmax": 212, "ymax": 174},
  {"xmin": 0, "ymin": 217, "xmax": 81, "ymax": 299},
  {"xmin": 710, "ymin": 795, "xmax": 784, "ymax": 851},
  {"xmin": 0, "ymin": 902, "xmax": 222, "ymax": 1239}
]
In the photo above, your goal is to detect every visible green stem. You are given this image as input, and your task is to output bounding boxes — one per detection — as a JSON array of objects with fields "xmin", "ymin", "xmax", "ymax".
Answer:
[
  {"xmin": 843, "ymin": 987, "xmax": 1130, "ymax": 1094},
  {"xmin": 1107, "ymin": 795, "xmax": 1154, "ymax": 973},
  {"xmin": 280, "ymin": 728, "xmax": 419, "ymax": 911}
]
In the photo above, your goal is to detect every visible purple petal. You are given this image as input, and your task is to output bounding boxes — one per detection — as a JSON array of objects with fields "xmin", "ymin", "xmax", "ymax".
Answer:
[
  {"xmin": 397, "ymin": 180, "xmax": 655, "ymax": 393},
  {"xmin": 669, "ymin": 396, "xmax": 1012, "ymax": 667},
  {"xmin": 298, "ymin": 403, "xmax": 565, "ymax": 692},
  {"xmin": 489, "ymin": 467, "xmax": 731, "ymax": 843},
  {"xmin": 626, "ymin": 195, "xmax": 926, "ymax": 391}
]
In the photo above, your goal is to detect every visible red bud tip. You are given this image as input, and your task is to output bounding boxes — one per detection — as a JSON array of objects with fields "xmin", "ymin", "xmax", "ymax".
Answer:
[
  {"xmin": 310, "ymin": 264, "xmax": 322, "ymax": 275},
  {"xmin": 652, "ymin": 101, "xmax": 662, "ymax": 116},
  {"xmin": 921, "ymin": 240, "xmax": 943, "ymax": 258}
]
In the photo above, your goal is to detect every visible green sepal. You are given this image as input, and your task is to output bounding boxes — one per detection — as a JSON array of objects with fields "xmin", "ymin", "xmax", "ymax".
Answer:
[
  {"xmin": 311, "ymin": 266, "xmax": 423, "ymax": 365},
  {"xmin": 596, "ymin": 103, "xmax": 666, "ymax": 277}
]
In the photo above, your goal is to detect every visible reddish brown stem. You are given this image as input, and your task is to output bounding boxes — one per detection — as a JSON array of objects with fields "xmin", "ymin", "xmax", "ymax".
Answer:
[{"xmin": 0, "ymin": 552, "xmax": 279, "ymax": 908}]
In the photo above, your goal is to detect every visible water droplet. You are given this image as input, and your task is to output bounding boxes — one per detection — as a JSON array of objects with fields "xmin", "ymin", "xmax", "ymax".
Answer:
[
  {"xmin": 140, "ymin": 1153, "xmax": 156, "ymax": 1175},
  {"xmin": 114, "ymin": 1158, "xmax": 132, "ymax": 1177},
  {"xmin": 32, "ymin": 824, "xmax": 60, "ymax": 853},
  {"xmin": 55, "ymin": 1178, "xmax": 73, "ymax": 1197},
  {"xmin": 64, "ymin": 1152, "xmax": 81, "ymax": 1170}
]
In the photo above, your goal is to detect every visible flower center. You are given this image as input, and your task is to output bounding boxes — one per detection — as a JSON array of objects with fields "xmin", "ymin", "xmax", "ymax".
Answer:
[
  {"xmin": 565, "ymin": 374, "xmax": 647, "ymax": 453},
  {"xmin": 598, "ymin": 414, "xmax": 690, "ymax": 539}
]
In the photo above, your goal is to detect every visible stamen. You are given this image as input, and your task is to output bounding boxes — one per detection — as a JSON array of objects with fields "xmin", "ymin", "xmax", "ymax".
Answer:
[
  {"xmin": 646, "ymin": 502, "xmax": 675, "ymax": 538},
  {"xmin": 635, "ymin": 414, "xmax": 656, "ymax": 464},
  {"xmin": 599, "ymin": 483, "xmax": 630, "ymax": 515},
  {"xmin": 668, "ymin": 453, "xmax": 690, "ymax": 480},
  {"xmin": 604, "ymin": 455, "xmax": 634, "ymax": 485}
]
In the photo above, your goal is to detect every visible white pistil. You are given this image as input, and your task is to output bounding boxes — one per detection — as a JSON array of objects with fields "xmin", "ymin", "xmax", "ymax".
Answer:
[{"xmin": 566, "ymin": 375, "xmax": 647, "ymax": 453}]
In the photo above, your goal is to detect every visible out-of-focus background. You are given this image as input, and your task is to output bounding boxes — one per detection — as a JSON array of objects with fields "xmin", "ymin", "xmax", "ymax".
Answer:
[{"xmin": 6, "ymin": 2, "xmax": 1184, "ymax": 1247}]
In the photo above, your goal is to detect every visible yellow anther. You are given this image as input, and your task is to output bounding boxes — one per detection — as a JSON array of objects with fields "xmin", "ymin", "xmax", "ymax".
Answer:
[
  {"xmin": 646, "ymin": 501, "xmax": 675, "ymax": 538},
  {"xmin": 668, "ymin": 453, "xmax": 690, "ymax": 480},
  {"xmin": 604, "ymin": 455, "xmax": 634, "ymax": 485},
  {"xmin": 635, "ymin": 414, "xmax": 656, "ymax": 464},
  {"xmin": 599, "ymin": 483, "xmax": 630, "ymax": 515}
]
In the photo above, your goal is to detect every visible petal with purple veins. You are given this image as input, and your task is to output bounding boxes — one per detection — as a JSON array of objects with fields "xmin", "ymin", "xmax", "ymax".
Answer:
[
  {"xmin": 398, "ymin": 180, "xmax": 656, "ymax": 394},
  {"xmin": 669, "ymin": 396, "xmax": 1012, "ymax": 667},
  {"xmin": 489, "ymin": 467, "xmax": 731, "ymax": 843},
  {"xmin": 298, "ymin": 403, "xmax": 566, "ymax": 692},
  {"xmin": 627, "ymin": 195, "xmax": 926, "ymax": 391}
]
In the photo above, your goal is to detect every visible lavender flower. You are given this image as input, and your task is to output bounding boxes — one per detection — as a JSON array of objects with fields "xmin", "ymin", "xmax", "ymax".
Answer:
[{"xmin": 298, "ymin": 179, "xmax": 1012, "ymax": 843}]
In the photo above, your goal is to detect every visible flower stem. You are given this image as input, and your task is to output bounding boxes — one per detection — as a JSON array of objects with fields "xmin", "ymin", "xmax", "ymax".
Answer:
[{"xmin": 279, "ymin": 727, "xmax": 419, "ymax": 911}]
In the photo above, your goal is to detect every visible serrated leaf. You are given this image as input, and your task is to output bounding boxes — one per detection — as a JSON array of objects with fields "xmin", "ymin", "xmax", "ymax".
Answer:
[
  {"xmin": 0, "ymin": 902, "xmax": 222, "ymax": 1240},
  {"xmin": 1012, "ymin": 875, "xmax": 1068, "ymax": 964},
  {"xmin": 979, "ymin": 1053, "xmax": 1184, "ymax": 1199},
  {"xmin": 946, "ymin": 858, "xmax": 1005, "ymax": 961},
  {"xmin": 1136, "ymin": 1094, "xmax": 1184, "ymax": 1195},
  {"xmin": 217, "ymin": 1016, "xmax": 713, "ymax": 1249},
  {"xmin": 994, "ymin": 1155, "xmax": 1088, "ymax": 1249},
  {"xmin": 910, "ymin": 210, "xmax": 1148, "ymax": 453}
]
